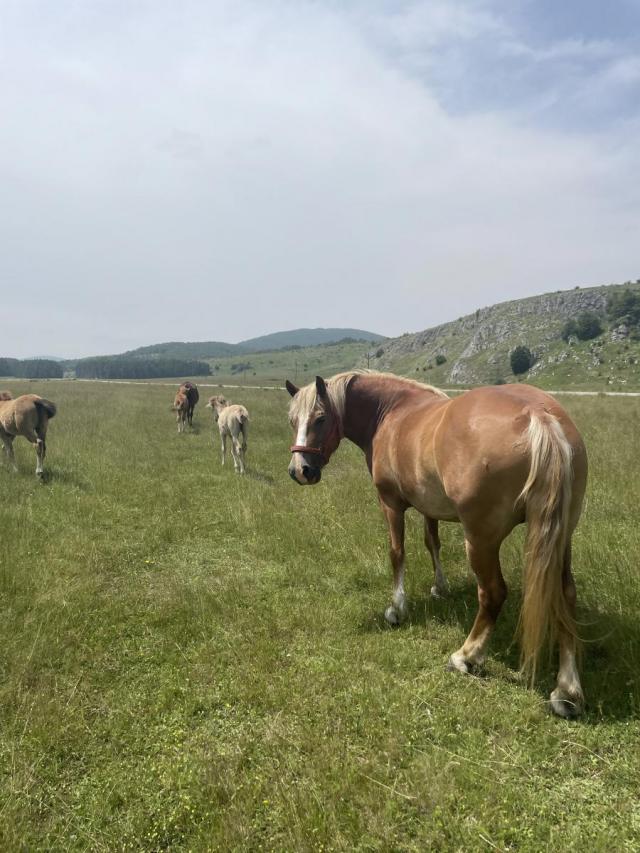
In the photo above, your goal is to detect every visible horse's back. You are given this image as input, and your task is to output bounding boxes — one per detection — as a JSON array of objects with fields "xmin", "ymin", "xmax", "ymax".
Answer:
[{"xmin": 0, "ymin": 394, "xmax": 56, "ymax": 437}]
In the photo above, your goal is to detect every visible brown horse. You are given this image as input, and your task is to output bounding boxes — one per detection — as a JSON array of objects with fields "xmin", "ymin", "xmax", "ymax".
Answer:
[
  {"xmin": 179, "ymin": 382, "xmax": 199, "ymax": 427},
  {"xmin": 171, "ymin": 390, "xmax": 189, "ymax": 433},
  {"xmin": 286, "ymin": 371, "xmax": 588, "ymax": 718},
  {"xmin": 0, "ymin": 392, "xmax": 57, "ymax": 478}
]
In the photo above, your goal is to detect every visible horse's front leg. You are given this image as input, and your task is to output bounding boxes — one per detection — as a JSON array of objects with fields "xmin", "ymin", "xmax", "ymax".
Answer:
[
  {"xmin": 424, "ymin": 517, "xmax": 449, "ymax": 598},
  {"xmin": 220, "ymin": 431, "xmax": 227, "ymax": 466},
  {"xmin": 380, "ymin": 500, "xmax": 407, "ymax": 625}
]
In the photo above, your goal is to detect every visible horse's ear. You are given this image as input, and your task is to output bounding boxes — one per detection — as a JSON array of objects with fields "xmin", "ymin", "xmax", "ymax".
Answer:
[
  {"xmin": 285, "ymin": 380, "xmax": 299, "ymax": 397},
  {"xmin": 315, "ymin": 376, "xmax": 328, "ymax": 399}
]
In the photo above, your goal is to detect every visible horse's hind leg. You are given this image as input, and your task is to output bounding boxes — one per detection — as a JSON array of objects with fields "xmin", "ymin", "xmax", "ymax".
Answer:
[
  {"xmin": 380, "ymin": 501, "xmax": 407, "ymax": 625},
  {"xmin": 550, "ymin": 543, "xmax": 584, "ymax": 718},
  {"xmin": 1, "ymin": 433, "xmax": 17, "ymax": 472},
  {"xmin": 448, "ymin": 537, "xmax": 507, "ymax": 674},
  {"xmin": 232, "ymin": 438, "xmax": 245, "ymax": 474},
  {"xmin": 231, "ymin": 439, "xmax": 242, "ymax": 473},
  {"xmin": 424, "ymin": 517, "xmax": 449, "ymax": 598},
  {"xmin": 35, "ymin": 439, "xmax": 46, "ymax": 477}
]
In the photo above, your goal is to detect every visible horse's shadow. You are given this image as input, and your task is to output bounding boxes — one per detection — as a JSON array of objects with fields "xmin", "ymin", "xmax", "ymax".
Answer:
[
  {"xmin": 359, "ymin": 578, "xmax": 640, "ymax": 722},
  {"xmin": 40, "ymin": 466, "xmax": 93, "ymax": 490}
]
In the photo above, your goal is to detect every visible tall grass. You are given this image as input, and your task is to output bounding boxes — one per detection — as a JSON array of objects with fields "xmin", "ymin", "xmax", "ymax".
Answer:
[{"xmin": 0, "ymin": 381, "xmax": 638, "ymax": 850}]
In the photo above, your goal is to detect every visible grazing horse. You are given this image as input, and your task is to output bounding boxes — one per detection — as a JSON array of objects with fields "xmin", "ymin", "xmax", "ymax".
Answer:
[
  {"xmin": 206, "ymin": 395, "xmax": 249, "ymax": 474},
  {"xmin": 0, "ymin": 392, "xmax": 57, "ymax": 478},
  {"xmin": 179, "ymin": 381, "xmax": 199, "ymax": 427},
  {"xmin": 286, "ymin": 371, "xmax": 588, "ymax": 718}
]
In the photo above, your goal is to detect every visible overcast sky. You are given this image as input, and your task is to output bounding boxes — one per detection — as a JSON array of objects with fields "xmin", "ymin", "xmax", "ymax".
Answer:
[{"xmin": 2, "ymin": 0, "xmax": 639, "ymax": 358}]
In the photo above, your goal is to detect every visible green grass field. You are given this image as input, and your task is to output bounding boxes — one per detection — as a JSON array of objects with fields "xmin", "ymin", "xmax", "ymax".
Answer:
[
  {"xmin": 1, "ymin": 380, "xmax": 639, "ymax": 851},
  {"xmin": 202, "ymin": 339, "xmax": 376, "ymax": 388}
]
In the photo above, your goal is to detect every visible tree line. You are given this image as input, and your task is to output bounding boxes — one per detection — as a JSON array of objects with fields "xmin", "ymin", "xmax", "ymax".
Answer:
[
  {"xmin": 74, "ymin": 357, "xmax": 211, "ymax": 379},
  {"xmin": 0, "ymin": 358, "xmax": 63, "ymax": 379}
]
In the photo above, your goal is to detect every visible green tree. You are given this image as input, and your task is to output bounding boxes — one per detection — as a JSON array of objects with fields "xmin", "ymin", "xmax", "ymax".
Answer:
[{"xmin": 510, "ymin": 346, "xmax": 533, "ymax": 376}]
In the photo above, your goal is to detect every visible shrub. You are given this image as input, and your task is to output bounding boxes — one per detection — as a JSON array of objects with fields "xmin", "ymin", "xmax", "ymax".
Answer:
[
  {"xmin": 435, "ymin": 354, "xmax": 447, "ymax": 366},
  {"xmin": 575, "ymin": 311, "xmax": 603, "ymax": 340},
  {"xmin": 561, "ymin": 319, "xmax": 579, "ymax": 342},
  {"xmin": 607, "ymin": 289, "xmax": 640, "ymax": 334},
  {"xmin": 510, "ymin": 346, "xmax": 533, "ymax": 376}
]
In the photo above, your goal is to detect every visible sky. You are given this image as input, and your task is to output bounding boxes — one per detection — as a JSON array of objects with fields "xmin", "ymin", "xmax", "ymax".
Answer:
[{"xmin": 2, "ymin": 0, "xmax": 639, "ymax": 358}]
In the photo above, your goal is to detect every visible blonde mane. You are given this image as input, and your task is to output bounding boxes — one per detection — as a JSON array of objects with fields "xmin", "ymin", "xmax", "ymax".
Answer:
[{"xmin": 288, "ymin": 370, "xmax": 448, "ymax": 424}]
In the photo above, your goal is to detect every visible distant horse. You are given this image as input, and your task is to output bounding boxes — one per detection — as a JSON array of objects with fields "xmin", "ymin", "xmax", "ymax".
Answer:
[
  {"xmin": 286, "ymin": 371, "xmax": 588, "ymax": 718},
  {"xmin": 206, "ymin": 395, "xmax": 249, "ymax": 474},
  {"xmin": 0, "ymin": 392, "xmax": 57, "ymax": 478},
  {"xmin": 171, "ymin": 389, "xmax": 189, "ymax": 433},
  {"xmin": 179, "ymin": 382, "xmax": 199, "ymax": 427}
]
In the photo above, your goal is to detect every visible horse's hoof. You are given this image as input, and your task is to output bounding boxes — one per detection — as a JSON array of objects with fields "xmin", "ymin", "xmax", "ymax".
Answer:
[
  {"xmin": 447, "ymin": 653, "xmax": 470, "ymax": 674},
  {"xmin": 447, "ymin": 653, "xmax": 483, "ymax": 675},
  {"xmin": 430, "ymin": 584, "xmax": 448, "ymax": 599},
  {"xmin": 550, "ymin": 688, "xmax": 584, "ymax": 719},
  {"xmin": 384, "ymin": 606, "xmax": 402, "ymax": 626}
]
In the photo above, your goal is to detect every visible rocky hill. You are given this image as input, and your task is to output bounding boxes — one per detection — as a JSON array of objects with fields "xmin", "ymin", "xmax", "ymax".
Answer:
[{"xmin": 371, "ymin": 281, "xmax": 640, "ymax": 389}]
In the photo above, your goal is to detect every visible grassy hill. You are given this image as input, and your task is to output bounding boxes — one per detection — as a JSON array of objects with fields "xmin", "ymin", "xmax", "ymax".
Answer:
[
  {"xmin": 204, "ymin": 339, "xmax": 380, "ymax": 387},
  {"xmin": 373, "ymin": 281, "xmax": 640, "ymax": 390}
]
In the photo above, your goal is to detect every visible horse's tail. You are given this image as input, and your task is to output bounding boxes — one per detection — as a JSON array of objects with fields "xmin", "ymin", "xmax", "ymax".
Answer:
[
  {"xmin": 238, "ymin": 411, "xmax": 248, "ymax": 448},
  {"xmin": 518, "ymin": 411, "xmax": 576, "ymax": 685},
  {"xmin": 35, "ymin": 398, "xmax": 57, "ymax": 420}
]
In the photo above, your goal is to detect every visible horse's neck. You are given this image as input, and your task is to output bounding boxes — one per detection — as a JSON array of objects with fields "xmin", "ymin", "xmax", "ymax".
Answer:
[
  {"xmin": 343, "ymin": 377, "xmax": 441, "ymax": 452},
  {"xmin": 342, "ymin": 379, "xmax": 394, "ymax": 451}
]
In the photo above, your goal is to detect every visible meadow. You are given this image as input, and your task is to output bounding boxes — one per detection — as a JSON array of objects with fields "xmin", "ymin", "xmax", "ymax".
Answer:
[{"xmin": 1, "ymin": 379, "xmax": 639, "ymax": 851}]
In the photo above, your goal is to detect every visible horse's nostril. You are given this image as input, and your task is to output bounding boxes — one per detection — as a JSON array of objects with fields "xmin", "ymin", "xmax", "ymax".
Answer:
[
  {"xmin": 302, "ymin": 465, "xmax": 320, "ymax": 482},
  {"xmin": 289, "ymin": 468, "xmax": 298, "ymax": 482}
]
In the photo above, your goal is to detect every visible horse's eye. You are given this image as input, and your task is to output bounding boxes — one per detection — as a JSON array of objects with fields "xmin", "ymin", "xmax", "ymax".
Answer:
[{"xmin": 315, "ymin": 416, "xmax": 326, "ymax": 426}]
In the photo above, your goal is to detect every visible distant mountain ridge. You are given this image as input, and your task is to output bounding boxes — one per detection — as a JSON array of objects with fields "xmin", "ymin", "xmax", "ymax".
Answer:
[
  {"xmin": 121, "ymin": 328, "xmax": 384, "ymax": 361},
  {"xmin": 238, "ymin": 328, "xmax": 384, "ymax": 351}
]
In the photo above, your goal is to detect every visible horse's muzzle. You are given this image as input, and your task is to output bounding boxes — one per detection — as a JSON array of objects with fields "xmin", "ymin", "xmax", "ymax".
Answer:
[{"xmin": 288, "ymin": 462, "xmax": 322, "ymax": 485}]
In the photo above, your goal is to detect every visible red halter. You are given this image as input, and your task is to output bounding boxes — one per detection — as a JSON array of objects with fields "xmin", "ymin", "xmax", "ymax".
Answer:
[{"xmin": 290, "ymin": 444, "xmax": 325, "ymax": 460}]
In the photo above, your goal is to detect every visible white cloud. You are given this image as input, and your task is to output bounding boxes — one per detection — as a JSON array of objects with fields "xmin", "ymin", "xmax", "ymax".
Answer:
[{"xmin": 1, "ymin": 1, "xmax": 639, "ymax": 356}]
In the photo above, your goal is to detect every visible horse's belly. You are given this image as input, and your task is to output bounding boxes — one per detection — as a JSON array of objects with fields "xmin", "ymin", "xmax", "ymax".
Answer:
[{"xmin": 408, "ymin": 483, "xmax": 459, "ymax": 521}]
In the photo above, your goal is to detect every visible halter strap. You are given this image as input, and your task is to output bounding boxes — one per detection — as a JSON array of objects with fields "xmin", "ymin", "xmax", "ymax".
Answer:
[{"xmin": 290, "ymin": 444, "xmax": 325, "ymax": 459}]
